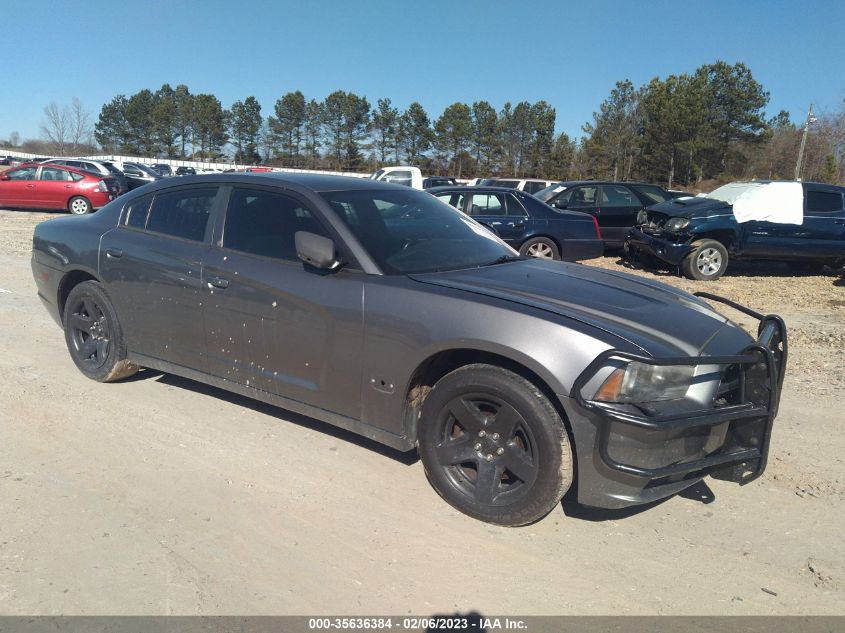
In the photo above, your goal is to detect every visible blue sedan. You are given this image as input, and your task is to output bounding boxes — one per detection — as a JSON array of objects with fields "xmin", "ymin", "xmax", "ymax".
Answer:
[{"xmin": 428, "ymin": 186, "xmax": 603, "ymax": 261}]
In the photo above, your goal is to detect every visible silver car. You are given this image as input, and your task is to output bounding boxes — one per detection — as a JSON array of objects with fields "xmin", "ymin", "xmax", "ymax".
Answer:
[{"xmin": 31, "ymin": 174, "xmax": 786, "ymax": 525}]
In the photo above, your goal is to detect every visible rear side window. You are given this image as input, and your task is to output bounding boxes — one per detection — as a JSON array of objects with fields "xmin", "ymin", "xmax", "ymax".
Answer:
[
  {"xmin": 125, "ymin": 194, "xmax": 153, "ymax": 229},
  {"xmin": 223, "ymin": 188, "xmax": 329, "ymax": 262},
  {"xmin": 435, "ymin": 192, "xmax": 465, "ymax": 210},
  {"xmin": 505, "ymin": 194, "xmax": 528, "ymax": 216},
  {"xmin": 631, "ymin": 184, "xmax": 672, "ymax": 204},
  {"xmin": 146, "ymin": 187, "xmax": 217, "ymax": 241},
  {"xmin": 39, "ymin": 167, "xmax": 73, "ymax": 181},
  {"xmin": 522, "ymin": 181, "xmax": 547, "ymax": 194},
  {"xmin": 807, "ymin": 190, "xmax": 843, "ymax": 214},
  {"xmin": 601, "ymin": 185, "xmax": 639, "ymax": 206},
  {"xmin": 469, "ymin": 193, "xmax": 507, "ymax": 216}
]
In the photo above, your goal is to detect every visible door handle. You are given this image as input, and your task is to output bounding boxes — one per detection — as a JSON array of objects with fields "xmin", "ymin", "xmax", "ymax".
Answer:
[
  {"xmin": 26, "ymin": 184, "xmax": 35, "ymax": 188},
  {"xmin": 105, "ymin": 248, "xmax": 123, "ymax": 258},
  {"xmin": 65, "ymin": 184, "xmax": 72, "ymax": 188},
  {"xmin": 208, "ymin": 276, "xmax": 229, "ymax": 289}
]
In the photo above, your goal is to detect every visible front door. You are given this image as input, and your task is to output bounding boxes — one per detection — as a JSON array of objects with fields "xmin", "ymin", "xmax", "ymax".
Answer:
[
  {"xmin": 202, "ymin": 185, "xmax": 364, "ymax": 418},
  {"xmin": 0, "ymin": 165, "xmax": 38, "ymax": 206}
]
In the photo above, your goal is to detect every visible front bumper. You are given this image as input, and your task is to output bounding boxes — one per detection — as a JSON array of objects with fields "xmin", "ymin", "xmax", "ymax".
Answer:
[
  {"xmin": 564, "ymin": 294, "xmax": 787, "ymax": 509},
  {"xmin": 626, "ymin": 227, "xmax": 693, "ymax": 266}
]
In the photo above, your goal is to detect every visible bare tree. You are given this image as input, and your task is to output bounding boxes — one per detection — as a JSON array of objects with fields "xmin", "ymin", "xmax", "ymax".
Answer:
[
  {"xmin": 69, "ymin": 97, "xmax": 93, "ymax": 154},
  {"xmin": 40, "ymin": 102, "xmax": 71, "ymax": 155},
  {"xmin": 8, "ymin": 131, "xmax": 20, "ymax": 147}
]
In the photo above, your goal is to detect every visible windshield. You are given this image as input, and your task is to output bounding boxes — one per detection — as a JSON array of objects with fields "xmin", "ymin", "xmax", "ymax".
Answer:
[
  {"xmin": 101, "ymin": 162, "xmax": 123, "ymax": 176},
  {"xmin": 320, "ymin": 188, "xmax": 515, "ymax": 274},
  {"xmin": 534, "ymin": 183, "xmax": 566, "ymax": 202},
  {"xmin": 134, "ymin": 163, "xmax": 161, "ymax": 178},
  {"xmin": 707, "ymin": 182, "xmax": 765, "ymax": 204}
]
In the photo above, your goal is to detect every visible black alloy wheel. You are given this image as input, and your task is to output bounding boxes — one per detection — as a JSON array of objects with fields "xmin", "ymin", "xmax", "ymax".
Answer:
[
  {"xmin": 418, "ymin": 364, "xmax": 573, "ymax": 526},
  {"xmin": 63, "ymin": 281, "xmax": 138, "ymax": 382},
  {"xmin": 67, "ymin": 295, "xmax": 111, "ymax": 369}
]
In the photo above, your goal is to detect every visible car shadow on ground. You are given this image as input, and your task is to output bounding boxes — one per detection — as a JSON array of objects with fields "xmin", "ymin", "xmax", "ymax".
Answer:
[
  {"xmin": 126, "ymin": 368, "xmax": 419, "ymax": 466},
  {"xmin": 616, "ymin": 256, "xmax": 843, "ymax": 280},
  {"xmin": 560, "ymin": 480, "xmax": 715, "ymax": 522}
]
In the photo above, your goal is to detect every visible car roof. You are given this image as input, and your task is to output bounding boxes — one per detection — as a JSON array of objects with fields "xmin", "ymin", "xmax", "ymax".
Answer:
[
  {"xmin": 137, "ymin": 172, "xmax": 417, "ymax": 193},
  {"xmin": 17, "ymin": 162, "xmax": 94, "ymax": 177},
  {"xmin": 427, "ymin": 185, "xmax": 522, "ymax": 194},
  {"xmin": 555, "ymin": 180, "xmax": 658, "ymax": 187}
]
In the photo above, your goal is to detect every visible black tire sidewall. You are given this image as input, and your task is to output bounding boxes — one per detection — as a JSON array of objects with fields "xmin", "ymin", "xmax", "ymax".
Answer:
[
  {"xmin": 63, "ymin": 281, "xmax": 128, "ymax": 381},
  {"xmin": 520, "ymin": 237, "xmax": 560, "ymax": 260},
  {"xmin": 418, "ymin": 364, "xmax": 572, "ymax": 526}
]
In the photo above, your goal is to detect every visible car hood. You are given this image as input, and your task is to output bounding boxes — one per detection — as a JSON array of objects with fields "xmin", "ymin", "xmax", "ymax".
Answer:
[
  {"xmin": 648, "ymin": 196, "xmax": 732, "ymax": 219},
  {"xmin": 410, "ymin": 259, "xmax": 740, "ymax": 357}
]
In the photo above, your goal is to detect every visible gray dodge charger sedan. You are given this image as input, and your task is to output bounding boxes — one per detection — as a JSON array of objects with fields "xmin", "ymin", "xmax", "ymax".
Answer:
[{"xmin": 31, "ymin": 173, "xmax": 787, "ymax": 526}]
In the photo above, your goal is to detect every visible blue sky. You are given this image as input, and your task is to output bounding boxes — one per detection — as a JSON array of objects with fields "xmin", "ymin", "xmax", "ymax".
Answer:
[{"xmin": 2, "ymin": 0, "xmax": 844, "ymax": 146}]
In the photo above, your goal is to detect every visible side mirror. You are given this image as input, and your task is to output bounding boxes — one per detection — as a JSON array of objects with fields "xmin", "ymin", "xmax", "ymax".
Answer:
[
  {"xmin": 553, "ymin": 199, "xmax": 568, "ymax": 209},
  {"xmin": 295, "ymin": 231, "xmax": 339, "ymax": 270}
]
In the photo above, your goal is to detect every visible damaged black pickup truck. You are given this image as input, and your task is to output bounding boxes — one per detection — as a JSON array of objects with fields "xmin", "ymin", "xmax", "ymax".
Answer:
[{"xmin": 626, "ymin": 181, "xmax": 845, "ymax": 280}]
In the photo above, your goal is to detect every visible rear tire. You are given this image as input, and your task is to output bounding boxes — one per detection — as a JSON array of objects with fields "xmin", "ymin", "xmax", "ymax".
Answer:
[
  {"xmin": 63, "ymin": 281, "xmax": 138, "ymax": 382},
  {"xmin": 520, "ymin": 237, "xmax": 560, "ymax": 260},
  {"xmin": 681, "ymin": 239, "xmax": 728, "ymax": 280},
  {"xmin": 68, "ymin": 196, "xmax": 92, "ymax": 215},
  {"xmin": 417, "ymin": 364, "xmax": 573, "ymax": 526}
]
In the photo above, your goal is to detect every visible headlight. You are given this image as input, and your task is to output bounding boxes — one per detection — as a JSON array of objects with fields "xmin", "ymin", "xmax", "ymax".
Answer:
[
  {"xmin": 636, "ymin": 209, "xmax": 648, "ymax": 225},
  {"xmin": 593, "ymin": 362, "xmax": 695, "ymax": 403},
  {"xmin": 664, "ymin": 217, "xmax": 691, "ymax": 233}
]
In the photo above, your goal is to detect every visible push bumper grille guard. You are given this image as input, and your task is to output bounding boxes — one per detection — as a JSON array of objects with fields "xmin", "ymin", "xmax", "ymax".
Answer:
[{"xmin": 571, "ymin": 292, "xmax": 787, "ymax": 482}]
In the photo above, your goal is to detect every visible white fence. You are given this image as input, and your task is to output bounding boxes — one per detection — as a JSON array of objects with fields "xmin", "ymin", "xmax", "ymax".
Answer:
[{"xmin": 0, "ymin": 148, "xmax": 370, "ymax": 178}]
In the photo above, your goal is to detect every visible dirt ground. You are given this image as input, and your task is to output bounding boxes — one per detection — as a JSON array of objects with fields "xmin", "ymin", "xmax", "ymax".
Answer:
[{"xmin": 0, "ymin": 208, "xmax": 843, "ymax": 616}]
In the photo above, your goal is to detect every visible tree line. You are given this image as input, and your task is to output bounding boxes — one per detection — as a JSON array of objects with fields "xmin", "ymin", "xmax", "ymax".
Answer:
[
  {"xmin": 5, "ymin": 60, "xmax": 843, "ymax": 186},
  {"xmin": 89, "ymin": 84, "xmax": 572, "ymax": 178}
]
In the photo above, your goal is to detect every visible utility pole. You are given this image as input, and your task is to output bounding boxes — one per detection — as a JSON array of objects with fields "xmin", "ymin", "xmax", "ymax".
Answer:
[{"xmin": 794, "ymin": 103, "xmax": 816, "ymax": 181}]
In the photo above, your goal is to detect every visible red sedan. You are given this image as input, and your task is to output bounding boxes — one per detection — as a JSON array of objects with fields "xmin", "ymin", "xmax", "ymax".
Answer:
[{"xmin": 0, "ymin": 163, "xmax": 119, "ymax": 214}]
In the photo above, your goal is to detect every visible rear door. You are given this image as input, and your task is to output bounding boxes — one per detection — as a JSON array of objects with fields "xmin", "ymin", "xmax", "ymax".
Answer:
[
  {"xmin": 202, "ymin": 185, "xmax": 364, "ymax": 418},
  {"xmin": 37, "ymin": 166, "xmax": 77, "ymax": 209},
  {"xmin": 598, "ymin": 184, "xmax": 643, "ymax": 243},
  {"xmin": 99, "ymin": 185, "xmax": 220, "ymax": 370},
  {"xmin": 798, "ymin": 186, "xmax": 845, "ymax": 258},
  {"xmin": 467, "ymin": 192, "xmax": 519, "ymax": 242}
]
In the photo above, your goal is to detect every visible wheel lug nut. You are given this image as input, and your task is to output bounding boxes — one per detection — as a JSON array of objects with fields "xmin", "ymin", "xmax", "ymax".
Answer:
[
  {"xmin": 474, "ymin": 443, "xmax": 482, "ymax": 451},
  {"xmin": 486, "ymin": 454, "xmax": 493, "ymax": 461},
  {"xmin": 496, "ymin": 448, "xmax": 504, "ymax": 455},
  {"xmin": 478, "ymin": 430, "xmax": 486, "ymax": 438},
  {"xmin": 492, "ymin": 433, "xmax": 500, "ymax": 441}
]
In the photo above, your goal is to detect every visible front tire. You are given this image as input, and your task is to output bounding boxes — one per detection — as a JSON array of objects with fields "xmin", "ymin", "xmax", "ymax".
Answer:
[
  {"xmin": 417, "ymin": 364, "xmax": 573, "ymax": 526},
  {"xmin": 519, "ymin": 237, "xmax": 560, "ymax": 260},
  {"xmin": 68, "ymin": 196, "xmax": 92, "ymax": 215},
  {"xmin": 681, "ymin": 239, "xmax": 728, "ymax": 280},
  {"xmin": 63, "ymin": 281, "xmax": 138, "ymax": 382}
]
